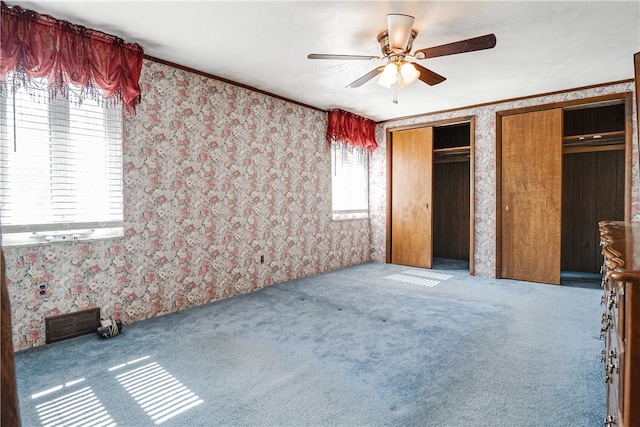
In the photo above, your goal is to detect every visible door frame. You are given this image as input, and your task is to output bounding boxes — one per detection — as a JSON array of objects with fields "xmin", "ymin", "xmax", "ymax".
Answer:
[
  {"xmin": 635, "ymin": 53, "xmax": 640, "ymax": 146},
  {"xmin": 495, "ymin": 92, "xmax": 633, "ymax": 279},
  {"xmin": 386, "ymin": 116, "xmax": 476, "ymax": 274}
]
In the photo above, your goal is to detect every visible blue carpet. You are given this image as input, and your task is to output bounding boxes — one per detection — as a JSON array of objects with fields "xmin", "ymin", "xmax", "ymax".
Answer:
[{"xmin": 13, "ymin": 262, "xmax": 604, "ymax": 426}]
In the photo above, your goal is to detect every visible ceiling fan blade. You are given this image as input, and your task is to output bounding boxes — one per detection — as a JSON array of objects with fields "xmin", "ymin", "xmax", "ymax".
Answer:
[
  {"xmin": 308, "ymin": 53, "xmax": 379, "ymax": 60},
  {"xmin": 387, "ymin": 13, "xmax": 415, "ymax": 51},
  {"xmin": 414, "ymin": 34, "xmax": 496, "ymax": 59},
  {"xmin": 414, "ymin": 64, "xmax": 446, "ymax": 86},
  {"xmin": 346, "ymin": 66, "xmax": 385, "ymax": 88}
]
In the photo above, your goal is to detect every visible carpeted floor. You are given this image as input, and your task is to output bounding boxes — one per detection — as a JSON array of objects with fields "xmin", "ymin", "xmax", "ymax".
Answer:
[{"xmin": 13, "ymin": 262, "xmax": 605, "ymax": 426}]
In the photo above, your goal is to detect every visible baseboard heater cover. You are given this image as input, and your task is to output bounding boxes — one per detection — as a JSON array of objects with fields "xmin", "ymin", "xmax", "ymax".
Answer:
[{"xmin": 45, "ymin": 307, "xmax": 100, "ymax": 344}]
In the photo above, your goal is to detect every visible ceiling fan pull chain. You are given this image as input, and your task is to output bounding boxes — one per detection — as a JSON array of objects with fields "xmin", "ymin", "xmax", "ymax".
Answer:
[{"xmin": 393, "ymin": 84, "xmax": 398, "ymax": 104}]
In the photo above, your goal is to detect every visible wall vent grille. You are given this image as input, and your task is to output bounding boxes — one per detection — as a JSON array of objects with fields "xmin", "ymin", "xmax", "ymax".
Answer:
[{"xmin": 45, "ymin": 308, "xmax": 100, "ymax": 344}]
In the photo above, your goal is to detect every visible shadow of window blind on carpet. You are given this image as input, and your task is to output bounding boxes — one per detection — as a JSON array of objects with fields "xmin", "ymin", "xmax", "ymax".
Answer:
[{"xmin": 385, "ymin": 269, "xmax": 453, "ymax": 287}]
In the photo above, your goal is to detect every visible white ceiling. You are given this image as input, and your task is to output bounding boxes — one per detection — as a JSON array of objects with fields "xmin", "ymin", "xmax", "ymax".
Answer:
[{"xmin": 6, "ymin": 1, "xmax": 640, "ymax": 122}]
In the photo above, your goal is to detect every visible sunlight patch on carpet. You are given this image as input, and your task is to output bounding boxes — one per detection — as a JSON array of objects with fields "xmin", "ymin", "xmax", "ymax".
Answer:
[
  {"xmin": 114, "ymin": 360, "xmax": 203, "ymax": 424},
  {"xmin": 34, "ymin": 384, "xmax": 116, "ymax": 427},
  {"xmin": 108, "ymin": 355, "xmax": 151, "ymax": 372},
  {"xmin": 385, "ymin": 270, "xmax": 453, "ymax": 288},
  {"xmin": 401, "ymin": 269, "xmax": 453, "ymax": 280}
]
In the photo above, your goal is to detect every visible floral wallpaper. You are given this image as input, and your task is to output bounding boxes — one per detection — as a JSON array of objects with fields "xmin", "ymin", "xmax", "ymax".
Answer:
[
  {"xmin": 4, "ymin": 56, "xmax": 637, "ymax": 351},
  {"xmin": 369, "ymin": 82, "xmax": 639, "ymax": 278},
  {"xmin": 4, "ymin": 60, "xmax": 371, "ymax": 350}
]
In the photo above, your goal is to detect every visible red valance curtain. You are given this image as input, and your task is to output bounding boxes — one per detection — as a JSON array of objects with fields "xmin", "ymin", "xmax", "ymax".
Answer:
[
  {"xmin": 0, "ymin": 1, "xmax": 144, "ymax": 112},
  {"xmin": 327, "ymin": 109, "xmax": 378, "ymax": 152}
]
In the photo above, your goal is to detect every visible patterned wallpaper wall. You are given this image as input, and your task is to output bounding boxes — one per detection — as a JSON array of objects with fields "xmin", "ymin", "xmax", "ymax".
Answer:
[
  {"xmin": 369, "ymin": 82, "xmax": 639, "ymax": 278},
  {"xmin": 5, "ymin": 57, "xmax": 637, "ymax": 351},
  {"xmin": 4, "ymin": 60, "xmax": 372, "ymax": 350}
]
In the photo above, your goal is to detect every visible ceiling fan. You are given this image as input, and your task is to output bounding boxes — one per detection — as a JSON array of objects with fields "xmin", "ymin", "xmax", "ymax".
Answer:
[{"xmin": 308, "ymin": 14, "xmax": 496, "ymax": 98}]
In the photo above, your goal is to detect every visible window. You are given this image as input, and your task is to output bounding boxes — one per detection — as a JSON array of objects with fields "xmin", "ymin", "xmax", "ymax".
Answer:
[
  {"xmin": 0, "ymin": 81, "xmax": 124, "ymax": 246},
  {"xmin": 331, "ymin": 143, "xmax": 369, "ymax": 220}
]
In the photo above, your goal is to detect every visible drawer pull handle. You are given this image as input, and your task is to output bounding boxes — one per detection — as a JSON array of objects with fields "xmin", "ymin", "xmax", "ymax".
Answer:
[
  {"xmin": 600, "ymin": 314, "xmax": 611, "ymax": 338},
  {"xmin": 608, "ymin": 291, "xmax": 617, "ymax": 310}
]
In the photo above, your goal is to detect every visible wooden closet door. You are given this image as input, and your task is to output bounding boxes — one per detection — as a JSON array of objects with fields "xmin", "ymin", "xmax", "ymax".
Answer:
[
  {"xmin": 391, "ymin": 127, "xmax": 433, "ymax": 268},
  {"xmin": 501, "ymin": 109, "xmax": 562, "ymax": 284}
]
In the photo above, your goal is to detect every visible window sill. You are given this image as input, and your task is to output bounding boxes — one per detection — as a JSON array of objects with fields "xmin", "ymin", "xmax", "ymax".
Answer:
[
  {"xmin": 332, "ymin": 211, "xmax": 369, "ymax": 221},
  {"xmin": 1, "ymin": 228, "xmax": 124, "ymax": 247}
]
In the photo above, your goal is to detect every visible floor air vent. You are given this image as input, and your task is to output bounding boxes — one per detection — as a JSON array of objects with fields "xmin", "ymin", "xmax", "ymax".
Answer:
[{"xmin": 45, "ymin": 308, "xmax": 100, "ymax": 344}]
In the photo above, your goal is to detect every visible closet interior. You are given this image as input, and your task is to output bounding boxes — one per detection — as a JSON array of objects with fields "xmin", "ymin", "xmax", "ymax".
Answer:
[
  {"xmin": 561, "ymin": 102, "xmax": 626, "ymax": 274},
  {"xmin": 432, "ymin": 122, "xmax": 471, "ymax": 269}
]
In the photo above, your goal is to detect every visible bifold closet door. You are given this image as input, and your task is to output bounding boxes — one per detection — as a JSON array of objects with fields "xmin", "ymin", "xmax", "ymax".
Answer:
[
  {"xmin": 391, "ymin": 127, "xmax": 433, "ymax": 268},
  {"xmin": 501, "ymin": 108, "xmax": 562, "ymax": 284}
]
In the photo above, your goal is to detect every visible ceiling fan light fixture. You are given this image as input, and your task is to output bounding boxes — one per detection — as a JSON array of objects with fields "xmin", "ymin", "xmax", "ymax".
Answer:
[
  {"xmin": 399, "ymin": 62, "xmax": 419, "ymax": 85},
  {"xmin": 377, "ymin": 63, "xmax": 398, "ymax": 88}
]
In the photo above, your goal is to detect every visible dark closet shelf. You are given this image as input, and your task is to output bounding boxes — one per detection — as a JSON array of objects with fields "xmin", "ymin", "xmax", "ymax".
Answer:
[
  {"xmin": 562, "ymin": 130, "xmax": 625, "ymax": 154},
  {"xmin": 434, "ymin": 146, "xmax": 471, "ymax": 163},
  {"xmin": 434, "ymin": 146, "xmax": 470, "ymax": 154}
]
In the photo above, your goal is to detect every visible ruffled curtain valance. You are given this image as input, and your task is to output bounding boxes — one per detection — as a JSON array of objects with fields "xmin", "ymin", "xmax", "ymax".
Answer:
[
  {"xmin": 327, "ymin": 109, "xmax": 378, "ymax": 152},
  {"xmin": 0, "ymin": 1, "xmax": 144, "ymax": 112}
]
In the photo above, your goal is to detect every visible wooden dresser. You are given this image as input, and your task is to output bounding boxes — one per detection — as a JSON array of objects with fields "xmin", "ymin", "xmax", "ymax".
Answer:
[{"xmin": 599, "ymin": 221, "xmax": 640, "ymax": 427}]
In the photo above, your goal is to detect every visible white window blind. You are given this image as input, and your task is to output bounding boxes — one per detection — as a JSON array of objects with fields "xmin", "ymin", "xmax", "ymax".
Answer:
[
  {"xmin": 0, "ymin": 81, "xmax": 124, "ymax": 245},
  {"xmin": 331, "ymin": 142, "xmax": 369, "ymax": 220}
]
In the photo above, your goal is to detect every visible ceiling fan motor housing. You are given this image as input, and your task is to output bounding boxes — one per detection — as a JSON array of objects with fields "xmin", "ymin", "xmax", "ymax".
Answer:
[{"xmin": 377, "ymin": 29, "xmax": 418, "ymax": 60}]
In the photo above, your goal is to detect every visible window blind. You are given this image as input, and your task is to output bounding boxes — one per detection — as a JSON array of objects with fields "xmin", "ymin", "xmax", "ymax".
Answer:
[
  {"xmin": 0, "ymin": 83, "xmax": 124, "ymax": 245},
  {"xmin": 331, "ymin": 143, "xmax": 369, "ymax": 220}
]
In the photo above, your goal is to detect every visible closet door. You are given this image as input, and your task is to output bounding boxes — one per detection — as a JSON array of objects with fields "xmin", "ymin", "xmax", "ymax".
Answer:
[
  {"xmin": 501, "ymin": 109, "xmax": 562, "ymax": 284},
  {"xmin": 391, "ymin": 127, "xmax": 433, "ymax": 268}
]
